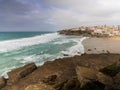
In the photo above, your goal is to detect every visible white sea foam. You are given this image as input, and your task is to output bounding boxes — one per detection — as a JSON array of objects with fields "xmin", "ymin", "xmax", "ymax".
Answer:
[
  {"xmin": 0, "ymin": 33, "xmax": 61, "ymax": 53},
  {"xmin": 18, "ymin": 54, "xmax": 54, "ymax": 64},
  {"xmin": 1, "ymin": 66, "xmax": 16, "ymax": 79},
  {"xmin": 54, "ymin": 39, "xmax": 71, "ymax": 44},
  {"xmin": 61, "ymin": 37, "xmax": 88, "ymax": 56}
]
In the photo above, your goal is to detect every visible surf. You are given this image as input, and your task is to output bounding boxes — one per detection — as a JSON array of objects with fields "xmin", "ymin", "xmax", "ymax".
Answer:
[{"xmin": 0, "ymin": 33, "xmax": 61, "ymax": 53}]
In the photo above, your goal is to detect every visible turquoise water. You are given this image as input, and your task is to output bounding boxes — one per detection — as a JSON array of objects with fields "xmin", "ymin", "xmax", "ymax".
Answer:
[
  {"xmin": 0, "ymin": 32, "xmax": 51, "ymax": 41},
  {"xmin": 0, "ymin": 32, "xmax": 85, "ymax": 78}
]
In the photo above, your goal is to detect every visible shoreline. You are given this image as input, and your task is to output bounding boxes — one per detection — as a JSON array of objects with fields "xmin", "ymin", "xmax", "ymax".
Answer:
[
  {"xmin": 1, "ymin": 53, "xmax": 120, "ymax": 90},
  {"xmin": 1, "ymin": 34, "xmax": 120, "ymax": 90}
]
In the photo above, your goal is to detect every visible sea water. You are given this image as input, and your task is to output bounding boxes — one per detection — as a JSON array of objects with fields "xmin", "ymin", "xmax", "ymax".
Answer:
[{"xmin": 0, "ymin": 32, "xmax": 87, "ymax": 78}]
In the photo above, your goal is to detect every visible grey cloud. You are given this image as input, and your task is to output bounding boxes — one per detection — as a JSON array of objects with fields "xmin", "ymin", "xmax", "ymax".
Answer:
[
  {"xmin": 0, "ymin": 0, "xmax": 32, "ymax": 15},
  {"xmin": 0, "ymin": 0, "xmax": 120, "ymax": 31},
  {"xmin": 0, "ymin": 0, "xmax": 54, "ymax": 31},
  {"xmin": 42, "ymin": 0, "xmax": 120, "ymax": 29}
]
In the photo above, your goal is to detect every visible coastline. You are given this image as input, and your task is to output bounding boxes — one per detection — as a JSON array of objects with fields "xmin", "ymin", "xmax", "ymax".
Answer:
[
  {"xmin": 0, "ymin": 33, "xmax": 120, "ymax": 90},
  {"xmin": 1, "ymin": 53, "xmax": 120, "ymax": 90}
]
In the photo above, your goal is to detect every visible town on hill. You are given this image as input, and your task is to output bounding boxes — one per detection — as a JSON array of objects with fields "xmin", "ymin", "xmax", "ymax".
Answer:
[{"xmin": 59, "ymin": 25, "xmax": 120, "ymax": 37}]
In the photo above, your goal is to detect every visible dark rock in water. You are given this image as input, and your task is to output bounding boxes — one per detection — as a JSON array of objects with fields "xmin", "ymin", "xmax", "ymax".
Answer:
[
  {"xmin": 0, "ymin": 77, "xmax": 6, "ymax": 89},
  {"xmin": 63, "ymin": 54, "xmax": 69, "ymax": 56},
  {"xmin": 99, "ymin": 62, "xmax": 120, "ymax": 77},
  {"xmin": 7, "ymin": 63, "xmax": 37, "ymax": 84}
]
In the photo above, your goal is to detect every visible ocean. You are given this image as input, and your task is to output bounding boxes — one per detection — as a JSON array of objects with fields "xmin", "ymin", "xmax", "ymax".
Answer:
[{"xmin": 0, "ymin": 32, "xmax": 86, "ymax": 78}]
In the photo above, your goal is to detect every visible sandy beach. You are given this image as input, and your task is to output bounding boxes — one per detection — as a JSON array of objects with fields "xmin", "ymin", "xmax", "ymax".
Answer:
[{"xmin": 83, "ymin": 37, "xmax": 120, "ymax": 54}]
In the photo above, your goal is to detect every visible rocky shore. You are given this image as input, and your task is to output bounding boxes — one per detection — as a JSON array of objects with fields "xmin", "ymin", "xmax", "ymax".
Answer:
[{"xmin": 0, "ymin": 54, "xmax": 120, "ymax": 90}]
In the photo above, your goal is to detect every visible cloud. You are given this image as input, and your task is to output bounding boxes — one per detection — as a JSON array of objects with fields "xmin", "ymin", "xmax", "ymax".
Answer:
[
  {"xmin": 0, "ymin": 0, "xmax": 120, "ymax": 31},
  {"xmin": 43, "ymin": 0, "xmax": 120, "ymax": 29},
  {"xmin": 0, "ymin": 0, "xmax": 54, "ymax": 31}
]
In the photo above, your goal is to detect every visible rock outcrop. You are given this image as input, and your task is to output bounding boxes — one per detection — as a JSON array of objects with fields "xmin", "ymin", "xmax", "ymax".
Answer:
[
  {"xmin": 0, "ymin": 77, "xmax": 6, "ymax": 89},
  {"xmin": 76, "ymin": 66, "xmax": 97, "ymax": 87},
  {"xmin": 100, "ymin": 61, "xmax": 120, "ymax": 77},
  {"xmin": 76, "ymin": 62, "xmax": 120, "ymax": 90},
  {"xmin": 1, "ymin": 54, "xmax": 120, "ymax": 90},
  {"xmin": 7, "ymin": 63, "xmax": 37, "ymax": 84},
  {"xmin": 97, "ymin": 72, "xmax": 113, "ymax": 86},
  {"xmin": 113, "ymin": 72, "xmax": 120, "ymax": 90},
  {"xmin": 25, "ymin": 82, "xmax": 55, "ymax": 90}
]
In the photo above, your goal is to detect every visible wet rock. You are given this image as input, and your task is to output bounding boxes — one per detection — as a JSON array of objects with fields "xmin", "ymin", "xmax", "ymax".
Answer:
[
  {"xmin": 25, "ymin": 82, "xmax": 55, "ymax": 90},
  {"xmin": 7, "ymin": 63, "xmax": 37, "ymax": 84},
  {"xmin": 0, "ymin": 77, "xmax": 6, "ymax": 89}
]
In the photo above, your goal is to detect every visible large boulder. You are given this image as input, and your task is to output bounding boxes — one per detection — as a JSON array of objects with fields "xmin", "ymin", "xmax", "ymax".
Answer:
[
  {"xmin": 25, "ymin": 82, "xmax": 55, "ymax": 90},
  {"xmin": 0, "ymin": 77, "xmax": 6, "ymax": 89},
  {"xmin": 7, "ymin": 63, "xmax": 37, "ymax": 84},
  {"xmin": 97, "ymin": 72, "xmax": 113, "ymax": 86},
  {"xmin": 76, "ymin": 66, "xmax": 105, "ymax": 90},
  {"xmin": 76, "ymin": 66, "xmax": 97, "ymax": 86}
]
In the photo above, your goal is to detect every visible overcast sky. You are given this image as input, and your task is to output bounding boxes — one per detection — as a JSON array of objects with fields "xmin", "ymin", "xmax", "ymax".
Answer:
[{"xmin": 0, "ymin": 0, "xmax": 120, "ymax": 31}]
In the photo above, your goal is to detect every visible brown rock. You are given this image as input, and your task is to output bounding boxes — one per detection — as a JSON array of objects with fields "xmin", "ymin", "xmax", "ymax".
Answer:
[
  {"xmin": 0, "ymin": 77, "xmax": 6, "ymax": 89},
  {"xmin": 42, "ymin": 75, "xmax": 57, "ymax": 85},
  {"xmin": 25, "ymin": 82, "xmax": 55, "ymax": 90},
  {"xmin": 100, "ymin": 62, "xmax": 120, "ymax": 77},
  {"xmin": 88, "ymin": 49, "xmax": 92, "ymax": 51},
  {"xmin": 63, "ymin": 77, "xmax": 80, "ymax": 90},
  {"xmin": 97, "ymin": 72, "xmax": 113, "ymax": 89},
  {"xmin": 113, "ymin": 72, "xmax": 120, "ymax": 90},
  {"xmin": 7, "ymin": 63, "xmax": 37, "ymax": 84},
  {"xmin": 76, "ymin": 66, "xmax": 97, "ymax": 87}
]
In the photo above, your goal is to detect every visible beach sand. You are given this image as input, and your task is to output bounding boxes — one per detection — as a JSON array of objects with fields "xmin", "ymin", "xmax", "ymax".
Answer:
[{"xmin": 83, "ymin": 37, "xmax": 120, "ymax": 54}]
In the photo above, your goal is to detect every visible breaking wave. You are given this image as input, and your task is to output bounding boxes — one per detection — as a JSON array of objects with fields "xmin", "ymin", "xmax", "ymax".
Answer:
[
  {"xmin": 0, "ymin": 33, "xmax": 61, "ymax": 53},
  {"xmin": 61, "ymin": 37, "xmax": 88, "ymax": 56}
]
